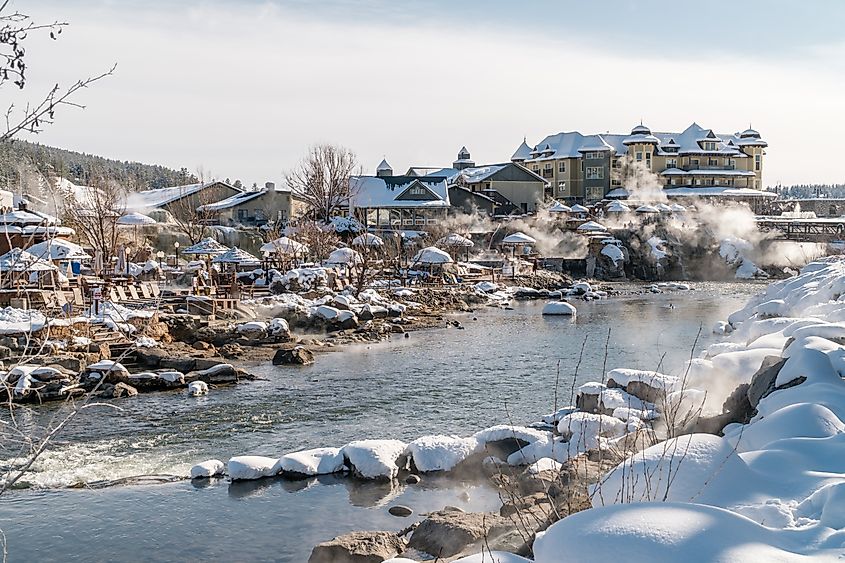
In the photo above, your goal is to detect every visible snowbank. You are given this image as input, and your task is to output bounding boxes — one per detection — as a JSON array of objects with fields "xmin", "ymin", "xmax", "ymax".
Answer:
[
  {"xmin": 275, "ymin": 447, "xmax": 347, "ymax": 476},
  {"xmin": 341, "ymin": 440, "xmax": 407, "ymax": 479},
  {"xmin": 190, "ymin": 459, "xmax": 224, "ymax": 479},
  {"xmin": 405, "ymin": 435, "xmax": 479, "ymax": 473}
]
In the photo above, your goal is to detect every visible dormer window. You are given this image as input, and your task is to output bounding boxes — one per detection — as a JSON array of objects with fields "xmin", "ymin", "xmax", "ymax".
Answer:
[{"xmin": 409, "ymin": 185, "xmax": 427, "ymax": 196}]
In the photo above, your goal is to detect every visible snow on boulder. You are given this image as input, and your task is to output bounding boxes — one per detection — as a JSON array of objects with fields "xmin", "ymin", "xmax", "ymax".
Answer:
[
  {"xmin": 600, "ymin": 244, "xmax": 624, "ymax": 265},
  {"xmin": 274, "ymin": 447, "xmax": 347, "ymax": 477},
  {"xmin": 86, "ymin": 360, "xmax": 128, "ymax": 374},
  {"xmin": 341, "ymin": 439, "xmax": 407, "ymax": 480},
  {"xmin": 526, "ymin": 457, "xmax": 563, "ymax": 475},
  {"xmin": 725, "ymin": 402, "xmax": 845, "ymax": 453},
  {"xmin": 557, "ymin": 412, "xmax": 626, "ymax": 450},
  {"xmin": 190, "ymin": 459, "xmax": 225, "ymax": 479},
  {"xmin": 449, "ymin": 553, "xmax": 532, "ymax": 563},
  {"xmin": 237, "ymin": 321, "xmax": 268, "ymax": 338},
  {"xmin": 533, "ymin": 502, "xmax": 815, "ymax": 563},
  {"xmin": 227, "ymin": 455, "xmax": 279, "ymax": 480},
  {"xmin": 315, "ymin": 305, "xmax": 343, "ymax": 321},
  {"xmin": 593, "ymin": 433, "xmax": 755, "ymax": 506},
  {"xmin": 542, "ymin": 301, "xmax": 576, "ymax": 316},
  {"xmin": 606, "ymin": 368, "xmax": 679, "ymax": 395},
  {"xmin": 405, "ymin": 435, "xmax": 480, "ymax": 473},
  {"xmin": 187, "ymin": 381, "xmax": 208, "ymax": 396},
  {"xmin": 474, "ymin": 281, "xmax": 499, "ymax": 293},
  {"xmin": 268, "ymin": 317, "xmax": 291, "ymax": 338},
  {"xmin": 473, "ymin": 425, "xmax": 549, "ymax": 448}
]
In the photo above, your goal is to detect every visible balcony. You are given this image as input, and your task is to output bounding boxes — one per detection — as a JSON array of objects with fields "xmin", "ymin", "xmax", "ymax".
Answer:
[{"xmin": 682, "ymin": 164, "xmax": 736, "ymax": 171}]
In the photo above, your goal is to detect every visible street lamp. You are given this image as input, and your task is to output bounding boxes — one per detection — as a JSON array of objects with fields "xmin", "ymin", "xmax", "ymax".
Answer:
[{"xmin": 174, "ymin": 241, "xmax": 180, "ymax": 267}]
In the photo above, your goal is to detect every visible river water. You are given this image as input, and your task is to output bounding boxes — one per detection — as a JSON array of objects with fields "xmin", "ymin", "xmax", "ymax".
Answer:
[{"xmin": 0, "ymin": 282, "xmax": 762, "ymax": 562}]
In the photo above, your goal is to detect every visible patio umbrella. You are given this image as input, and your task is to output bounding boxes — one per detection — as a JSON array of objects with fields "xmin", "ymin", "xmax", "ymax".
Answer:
[
  {"xmin": 259, "ymin": 236, "xmax": 309, "ymax": 256},
  {"xmin": 211, "ymin": 247, "xmax": 261, "ymax": 266},
  {"xmin": 501, "ymin": 232, "xmax": 537, "ymax": 245},
  {"xmin": 606, "ymin": 201, "xmax": 630, "ymax": 213},
  {"xmin": 351, "ymin": 233, "xmax": 385, "ymax": 248},
  {"xmin": 577, "ymin": 221, "xmax": 608, "ymax": 232},
  {"xmin": 326, "ymin": 247, "xmax": 362, "ymax": 266},
  {"xmin": 181, "ymin": 237, "xmax": 229, "ymax": 256},
  {"xmin": 636, "ymin": 205, "xmax": 660, "ymax": 214},
  {"xmin": 437, "ymin": 233, "xmax": 474, "ymax": 248},
  {"xmin": 569, "ymin": 204, "xmax": 589, "ymax": 214},
  {"xmin": 548, "ymin": 201, "xmax": 572, "ymax": 213},
  {"xmin": 412, "ymin": 246, "xmax": 453, "ymax": 264}
]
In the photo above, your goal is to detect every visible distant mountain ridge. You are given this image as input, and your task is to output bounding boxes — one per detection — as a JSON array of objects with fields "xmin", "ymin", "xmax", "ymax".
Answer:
[{"xmin": 0, "ymin": 140, "xmax": 197, "ymax": 192}]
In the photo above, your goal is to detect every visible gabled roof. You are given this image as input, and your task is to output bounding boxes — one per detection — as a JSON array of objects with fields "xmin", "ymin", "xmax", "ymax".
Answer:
[
  {"xmin": 511, "ymin": 139, "xmax": 532, "ymax": 161},
  {"xmin": 423, "ymin": 162, "xmax": 546, "ymax": 185},
  {"xmin": 350, "ymin": 175, "xmax": 450, "ymax": 209},
  {"xmin": 522, "ymin": 122, "xmax": 766, "ymax": 161},
  {"xmin": 129, "ymin": 181, "xmax": 240, "ymax": 211},
  {"xmin": 198, "ymin": 189, "xmax": 268, "ymax": 212},
  {"xmin": 376, "ymin": 158, "xmax": 392, "ymax": 172}
]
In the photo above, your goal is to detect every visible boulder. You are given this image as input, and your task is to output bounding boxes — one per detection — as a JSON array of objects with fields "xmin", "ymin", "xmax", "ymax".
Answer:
[
  {"xmin": 191, "ymin": 364, "xmax": 237, "ymax": 384},
  {"xmin": 273, "ymin": 346, "xmax": 315, "ymax": 366},
  {"xmin": 0, "ymin": 345, "xmax": 11, "ymax": 360},
  {"xmin": 192, "ymin": 341, "xmax": 213, "ymax": 351},
  {"xmin": 227, "ymin": 456, "xmax": 279, "ymax": 480},
  {"xmin": 220, "ymin": 343, "xmax": 245, "ymax": 358},
  {"xmin": 159, "ymin": 357, "xmax": 197, "ymax": 373},
  {"xmin": 308, "ymin": 531, "xmax": 405, "ymax": 563},
  {"xmin": 135, "ymin": 347, "xmax": 167, "ymax": 368},
  {"xmin": 407, "ymin": 510, "xmax": 515, "ymax": 558},
  {"xmin": 388, "ymin": 505, "xmax": 413, "ymax": 517},
  {"xmin": 191, "ymin": 459, "xmax": 225, "ymax": 479},
  {"xmin": 746, "ymin": 356, "xmax": 788, "ymax": 408}
]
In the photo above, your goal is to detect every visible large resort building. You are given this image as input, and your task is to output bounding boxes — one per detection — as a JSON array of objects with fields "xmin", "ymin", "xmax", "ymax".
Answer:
[{"xmin": 513, "ymin": 122, "xmax": 768, "ymax": 204}]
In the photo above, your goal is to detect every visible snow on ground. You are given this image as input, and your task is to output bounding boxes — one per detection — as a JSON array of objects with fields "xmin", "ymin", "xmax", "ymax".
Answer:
[
  {"xmin": 0, "ymin": 307, "xmax": 47, "ymax": 334},
  {"xmin": 562, "ymin": 257, "xmax": 845, "ymax": 561}
]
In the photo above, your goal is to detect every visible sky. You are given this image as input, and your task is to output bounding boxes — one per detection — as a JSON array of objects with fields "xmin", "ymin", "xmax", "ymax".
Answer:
[{"xmin": 9, "ymin": 0, "xmax": 845, "ymax": 187}]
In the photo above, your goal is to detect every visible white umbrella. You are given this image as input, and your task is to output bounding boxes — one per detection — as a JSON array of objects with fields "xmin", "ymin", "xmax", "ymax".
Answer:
[
  {"xmin": 351, "ymin": 233, "xmax": 385, "ymax": 247},
  {"xmin": 212, "ymin": 247, "xmax": 261, "ymax": 266},
  {"xmin": 0, "ymin": 248, "xmax": 58, "ymax": 272},
  {"xmin": 577, "ymin": 221, "xmax": 608, "ymax": 232},
  {"xmin": 548, "ymin": 201, "xmax": 572, "ymax": 213},
  {"xmin": 605, "ymin": 201, "xmax": 630, "ymax": 213},
  {"xmin": 437, "ymin": 233, "xmax": 474, "ymax": 248},
  {"xmin": 636, "ymin": 205, "xmax": 660, "ymax": 214},
  {"xmin": 501, "ymin": 232, "xmax": 537, "ymax": 245},
  {"xmin": 117, "ymin": 212, "xmax": 157, "ymax": 226},
  {"xmin": 260, "ymin": 236, "xmax": 309, "ymax": 256},
  {"xmin": 181, "ymin": 237, "xmax": 229, "ymax": 256},
  {"xmin": 670, "ymin": 203, "xmax": 688, "ymax": 213},
  {"xmin": 569, "ymin": 204, "xmax": 589, "ymax": 214},
  {"xmin": 412, "ymin": 246, "xmax": 453, "ymax": 264},
  {"xmin": 27, "ymin": 239, "xmax": 91, "ymax": 261},
  {"xmin": 655, "ymin": 203, "xmax": 673, "ymax": 213},
  {"xmin": 326, "ymin": 247, "xmax": 362, "ymax": 265}
]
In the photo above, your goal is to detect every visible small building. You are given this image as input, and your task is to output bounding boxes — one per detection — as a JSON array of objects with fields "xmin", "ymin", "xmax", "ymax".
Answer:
[
  {"xmin": 350, "ymin": 164, "xmax": 450, "ymax": 230},
  {"xmin": 409, "ymin": 148, "xmax": 547, "ymax": 215},
  {"xmin": 198, "ymin": 182, "xmax": 307, "ymax": 227}
]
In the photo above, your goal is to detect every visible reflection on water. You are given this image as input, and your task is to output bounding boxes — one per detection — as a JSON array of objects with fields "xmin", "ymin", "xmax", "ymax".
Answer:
[{"xmin": 0, "ymin": 283, "xmax": 763, "ymax": 562}]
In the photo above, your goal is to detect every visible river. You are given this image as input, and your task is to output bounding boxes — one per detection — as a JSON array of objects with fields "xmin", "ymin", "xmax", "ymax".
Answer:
[{"xmin": 0, "ymin": 282, "xmax": 763, "ymax": 562}]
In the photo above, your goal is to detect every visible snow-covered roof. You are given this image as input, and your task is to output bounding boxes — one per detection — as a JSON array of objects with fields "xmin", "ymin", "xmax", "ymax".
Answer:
[
  {"xmin": 349, "ymin": 176, "xmax": 450, "ymax": 209},
  {"xmin": 412, "ymin": 246, "xmax": 453, "ymax": 264},
  {"xmin": 376, "ymin": 158, "xmax": 392, "ymax": 172},
  {"xmin": 605, "ymin": 188, "xmax": 630, "ymax": 199},
  {"xmin": 181, "ymin": 237, "xmax": 230, "ymax": 255},
  {"xmin": 26, "ymin": 239, "xmax": 91, "ymax": 261},
  {"xmin": 212, "ymin": 247, "xmax": 261, "ymax": 265},
  {"xmin": 511, "ymin": 140, "xmax": 532, "ymax": 161},
  {"xmin": 0, "ymin": 248, "xmax": 57, "ymax": 272},
  {"xmin": 326, "ymin": 247, "xmax": 362, "ymax": 265},
  {"xmin": 578, "ymin": 135, "xmax": 615, "ymax": 152},
  {"xmin": 198, "ymin": 189, "xmax": 268, "ymax": 212},
  {"xmin": 0, "ymin": 209, "xmax": 53, "ymax": 225},
  {"xmin": 128, "ymin": 181, "xmax": 240, "ymax": 211},
  {"xmin": 117, "ymin": 212, "xmax": 157, "ymax": 226},
  {"xmin": 522, "ymin": 122, "xmax": 766, "ymax": 162}
]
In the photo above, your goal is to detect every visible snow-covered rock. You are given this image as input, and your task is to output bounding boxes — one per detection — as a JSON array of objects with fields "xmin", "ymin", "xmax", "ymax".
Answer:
[
  {"xmin": 405, "ymin": 435, "xmax": 479, "ymax": 473},
  {"xmin": 187, "ymin": 381, "xmax": 208, "ymax": 397},
  {"xmin": 275, "ymin": 447, "xmax": 347, "ymax": 476},
  {"xmin": 341, "ymin": 440, "xmax": 407, "ymax": 480},
  {"xmin": 227, "ymin": 455, "xmax": 279, "ymax": 480},
  {"xmin": 542, "ymin": 301, "xmax": 576, "ymax": 316},
  {"xmin": 190, "ymin": 459, "xmax": 225, "ymax": 479}
]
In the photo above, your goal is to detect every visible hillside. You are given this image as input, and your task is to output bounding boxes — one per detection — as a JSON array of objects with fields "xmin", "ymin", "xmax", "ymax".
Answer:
[{"xmin": 0, "ymin": 140, "xmax": 197, "ymax": 192}]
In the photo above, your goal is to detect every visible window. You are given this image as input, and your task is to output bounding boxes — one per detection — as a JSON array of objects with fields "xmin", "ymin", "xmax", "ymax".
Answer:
[
  {"xmin": 586, "ymin": 166, "xmax": 604, "ymax": 180},
  {"xmin": 727, "ymin": 158, "xmax": 735, "ymax": 168},
  {"xmin": 645, "ymin": 153, "xmax": 652, "ymax": 168},
  {"xmin": 755, "ymin": 154, "xmax": 761, "ymax": 171},
  {"xmin": 586, "ymin": 186, "xmax": 604, "ymax": 202},
  {"xmin": 691, "ymin": 159, "xmax": 700, "ymax": 168},
  {"xmin": 708, "ymin": 158, "xmax": 718, "ymax": 167},
  {"xmin": 532, "ymin": 166, "xmax": 539, "ymax": 172},
  {"xmin": 237, "ymin": 209, "xmax": 247, "ymax": 219},
  {"xmin": 586, "ymin": 151, "xmax": 604, "ymax": 159},
  {"xmin": 703, "ymin": 141, "xmax": 717, "ymax": 151},
  {"xmin": 558, "ymin": 161, "xmax": 566, "ymax": 173},
  {"xmin": 666, "ymin": 158, "xmax": 677, "ymax": 168},
  {"xmin": 544, "ymin": 163, "xmax": 553, "ymax": 171},
  {"xmin": 635, "ymin": 152, "xmax": 643, "ymax": 161}
]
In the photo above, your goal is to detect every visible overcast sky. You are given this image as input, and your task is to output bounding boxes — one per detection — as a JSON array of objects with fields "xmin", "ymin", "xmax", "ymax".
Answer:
[{"xmin": 12, "ymin": 0, "xmax": 845, "ymax": 187}]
